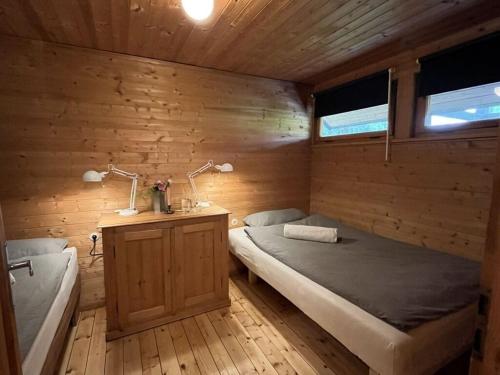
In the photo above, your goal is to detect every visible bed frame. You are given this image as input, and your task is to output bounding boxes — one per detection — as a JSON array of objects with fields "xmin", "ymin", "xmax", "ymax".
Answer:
[
  {"xmin": 230, "ymin": 226, "xmax": 475, "ymax": 375},
  {"xmin": 40, "ymin": 274, "xmax": 80, "ymax": 375}
]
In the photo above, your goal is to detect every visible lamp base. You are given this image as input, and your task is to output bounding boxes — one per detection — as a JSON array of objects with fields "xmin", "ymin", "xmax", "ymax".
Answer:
[
  {"xmin": 116, "ymin": 208, "xmax": 139, "ymax": 216},
  {"xmin": 196, "ymin": 201, "xmax": 211, "ymax": 208}
]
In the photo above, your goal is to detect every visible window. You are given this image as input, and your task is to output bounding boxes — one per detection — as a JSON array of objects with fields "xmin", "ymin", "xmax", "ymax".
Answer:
[
  {"xmin": 423, "ymin": 82, "xmax": 500, "ymax": 128},
  {"xmin": 314, "ymin": 71, "xmax": 393, "ymax": 140},
  {"xmin": 319, "ymin": 104, "xmax": 388, "ymax": 137},
  {"xmin": 416, "ymin": 32, "xmax": 500, "ymax": 134}
]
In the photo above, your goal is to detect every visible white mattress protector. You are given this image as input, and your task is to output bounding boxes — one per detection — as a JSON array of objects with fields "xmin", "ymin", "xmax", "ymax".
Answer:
[
  {"xmin": 22, "ymin": 247, "xmax": 79, "ymax": 375},
  {"xmin": 229, "ymin": 227, "xmax": 476, "ymax": 375}
]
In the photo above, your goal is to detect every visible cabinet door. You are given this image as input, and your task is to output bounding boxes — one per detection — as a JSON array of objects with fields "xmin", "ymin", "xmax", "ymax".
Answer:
[
  {"xmin": 115, "ymin": 228, "xmax": 173, "ymax": 328},
  {"xmin": 174, "ymin": 220, "xmax": 226, "ymax": 309}
]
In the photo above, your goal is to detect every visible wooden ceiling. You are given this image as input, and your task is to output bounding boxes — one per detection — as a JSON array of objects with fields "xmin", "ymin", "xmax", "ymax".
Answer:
[{"xmin": 0, "ymin": 0, "xmax": 498, "ymax": 83}]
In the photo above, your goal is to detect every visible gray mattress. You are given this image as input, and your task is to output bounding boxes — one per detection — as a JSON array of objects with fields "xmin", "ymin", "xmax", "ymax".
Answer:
[
  {"xmin": 11, "ymin": 252, "xmax": 71, "ymax": 359},
  {"xmin": 244, "ymin": 214, "xmax": 480, "ymax": 331}
]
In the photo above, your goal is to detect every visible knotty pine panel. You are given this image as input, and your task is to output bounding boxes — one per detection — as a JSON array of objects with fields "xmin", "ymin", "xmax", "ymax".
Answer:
[
  {"xmin": 0, "ymin": 0, "xmax": 494, "ymax": 82},
  {"xmin": 0, "ymin": 36, "xmax": 311, "ymax": 309},
  {"xmin": 311, "ymin": 140, "xmax": 497, "ymax": 261}
]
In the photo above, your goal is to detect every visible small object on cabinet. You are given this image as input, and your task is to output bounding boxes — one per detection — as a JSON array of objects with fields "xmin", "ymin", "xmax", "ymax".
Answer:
[
  {"xmin": 151, "ymin": 180, "xmax": 169, "ymax": 214},
  {"xmin": 166, "ymin": 179, "xmax": 174, "ymax": 214}
]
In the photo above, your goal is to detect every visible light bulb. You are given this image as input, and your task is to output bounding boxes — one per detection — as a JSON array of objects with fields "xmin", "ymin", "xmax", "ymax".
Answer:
[{"xmin": 182, "ymin": 0, "xmax": 214, "ymax": 21}]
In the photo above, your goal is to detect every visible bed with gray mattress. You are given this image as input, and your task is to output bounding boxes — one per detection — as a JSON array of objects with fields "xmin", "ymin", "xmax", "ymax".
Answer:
[
  {"xmin": 231, "ymin": 212, "xmax": 481, "ymax": 374},
  {"xmin": 243, "ymin": 214, "xmax": 480, "ymax": 331},
  {"xmin": 11, "ymin": 252, "xmax": 72, "ymax": 359}
]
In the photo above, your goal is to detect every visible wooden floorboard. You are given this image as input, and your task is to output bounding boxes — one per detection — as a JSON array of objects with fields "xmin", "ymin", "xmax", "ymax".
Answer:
[
  {"xmin": 232, "ymin": 277, "xmax": 368, "ymax": 375},
  {"xmin": 169, "ymin": 320, "xmax": 202, "ymax": 375},
  {"xmin": 123, "ymin": 334, "xmax": 143, "ymax": 375},
  {"xmin": 86, "ymin": 307, "xmax": 107, "ymax": 375},
  {"xmin": 66, "ymin": 309, "xmax": 96, "ymax": 375},
  {"xmin": 105, "ymin": 337, "xmax": 124, "ymax": 375},
  {"xmin": 59, "ymin": 275, "xmax": 371, "ymax": 375},
  {"xmin": 194, "ymin": 314, "xmax": 239, "ymax": 375},
  {"xmin": 138, "ymin": 330, "xmax": 162, "ymax": 375}
]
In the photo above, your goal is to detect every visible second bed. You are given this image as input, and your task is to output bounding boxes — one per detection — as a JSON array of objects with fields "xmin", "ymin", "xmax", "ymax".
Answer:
[{"xmin": 229, "ymin": 214, "xmax": 479, "ymax": 375}]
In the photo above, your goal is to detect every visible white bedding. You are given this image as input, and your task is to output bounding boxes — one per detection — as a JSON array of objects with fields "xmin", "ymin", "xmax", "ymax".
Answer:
[
  {"xmin": 229, "ymin": 227, "xmax": 476, "ymax": 375},
  {"xmin": 22, "ymin": 247, "xmax": 79, "ymax": 375}
]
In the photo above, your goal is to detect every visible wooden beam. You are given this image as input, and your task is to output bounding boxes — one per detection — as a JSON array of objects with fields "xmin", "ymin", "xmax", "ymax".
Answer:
[{"xmin": 470, "ymin": 128, "xmax": 500, "ymax": 374}]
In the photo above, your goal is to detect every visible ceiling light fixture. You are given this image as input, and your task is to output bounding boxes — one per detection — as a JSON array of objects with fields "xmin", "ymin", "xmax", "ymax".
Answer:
[
  {"xmin": 182, "ymin": 0, "xmax": 214, "ymax": 21},
  {"xmin": 495, "ymin": 86, "xmax": 500, "ymax": 97}
]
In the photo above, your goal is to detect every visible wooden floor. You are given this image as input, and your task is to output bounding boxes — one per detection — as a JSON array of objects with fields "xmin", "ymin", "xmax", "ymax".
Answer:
[{"xmin": 58, "ymin": 276, "xmax": 369, "ymax": 375}]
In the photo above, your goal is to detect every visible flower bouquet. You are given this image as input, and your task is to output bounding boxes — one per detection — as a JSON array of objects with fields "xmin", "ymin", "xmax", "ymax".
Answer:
[
  {"xmin": 151, "ymin": 180, "xmax": 169, "ymax": 213},
  {"xmin": 151, "ymin": 180, "xmax": 174, "ymax": 214}
]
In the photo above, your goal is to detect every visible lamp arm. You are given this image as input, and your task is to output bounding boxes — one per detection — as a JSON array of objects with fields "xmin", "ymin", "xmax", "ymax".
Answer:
[
  {"xmin": 108, "ymin": 164, "xmax": 138, "ymax": 179},
  {"xmin": 186, "ymin": 160, "xmax": 214, "ymax": 179},
  {"xmin": 186, "ymin": 160, "xmax": 219, "ymax": 205},
  {"xmin": 105, "ymin": 164, "xmax": 139, "ymax": 211},
  {"xmin": 188, "ymin": 176, "xmax": 199, "ymax": 204},
  {"xmin": 129, "ymin": 176, "xmax": 138, "ymax": 210}
]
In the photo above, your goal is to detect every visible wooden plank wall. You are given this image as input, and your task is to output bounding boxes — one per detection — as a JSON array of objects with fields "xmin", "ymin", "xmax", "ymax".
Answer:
[
  {"xmin": 309, "ymin": 21, "xmax": 500, "ymax": 262},
  {"xmin": 311, "ymin": 140, "xmax": 496, "ymax": 261},
  {"xmin": 0, "ymin": 36, "xmax": 311, "ymax": 309}
]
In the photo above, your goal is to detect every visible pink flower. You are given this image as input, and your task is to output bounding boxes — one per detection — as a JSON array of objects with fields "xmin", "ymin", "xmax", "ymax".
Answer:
[{"xmin": 152, "ymin": 180, "xmax": 167, "ymax": 192}]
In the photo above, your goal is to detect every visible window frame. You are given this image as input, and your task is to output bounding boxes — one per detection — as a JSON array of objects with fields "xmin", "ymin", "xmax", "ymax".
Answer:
[
  {"xmin": 314, "ymin": 118, "xmax": 387, "ymax": 143},
  {"xmin": 314, "ymin": 82, "xmax": 397, "ymax": 144},
  {"xmin": 414, "ymin": 95, "xmax": 500, "ymax": 136}
]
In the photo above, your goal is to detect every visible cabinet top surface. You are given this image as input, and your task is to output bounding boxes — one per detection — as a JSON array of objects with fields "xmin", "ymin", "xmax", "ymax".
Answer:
[{"xmin": 98, "ymin": 205, "xmax": 230, "ymax": 228}]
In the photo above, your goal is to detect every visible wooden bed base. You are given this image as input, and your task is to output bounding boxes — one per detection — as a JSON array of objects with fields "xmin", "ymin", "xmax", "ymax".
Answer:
[{"xmin": 40, "ymin": 274, "xmax": 80, "ymax": 375}]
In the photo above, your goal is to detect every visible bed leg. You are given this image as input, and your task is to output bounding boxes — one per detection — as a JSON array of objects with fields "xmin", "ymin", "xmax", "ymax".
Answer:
[
  {"xmin": 70, "ymin": 308, "xmax": 79, "ymax": 327},
  {"xmin": 248, "ymin": 269, "xmax": 259, "ymax": 285},
  {"xmin": 369, "ymin": 369, "xmax": 381, "ymax": 375}
]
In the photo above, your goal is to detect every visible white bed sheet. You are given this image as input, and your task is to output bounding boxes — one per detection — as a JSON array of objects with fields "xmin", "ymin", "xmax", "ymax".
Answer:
[
  {"xmin": 22, "ymin": 247, "xmax": 79, "ymax": 375},
  {"xmin": 229, "ymin": 227, "xmax": 476, "ymax": 375}
]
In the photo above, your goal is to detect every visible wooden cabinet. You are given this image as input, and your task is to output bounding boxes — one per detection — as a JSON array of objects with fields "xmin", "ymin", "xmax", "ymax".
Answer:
[{"xmin": 99, "ymin": 206, "xmax": 230, "ymax": 340}]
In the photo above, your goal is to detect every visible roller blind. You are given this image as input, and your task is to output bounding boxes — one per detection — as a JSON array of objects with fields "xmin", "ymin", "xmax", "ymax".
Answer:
[
  {"xmin": 314, "ymin": 71, "xmax": 389, "ymax": 118},
  {"xmin": 417, "ymin": 32, "xmax": 500, "ymax": 97}
]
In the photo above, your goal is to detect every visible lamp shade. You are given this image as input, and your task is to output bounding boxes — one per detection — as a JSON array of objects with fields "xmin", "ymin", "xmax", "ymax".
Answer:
[
  {"xmin": 214, "ymin": 163, "xmax": 233, "ymax": 172},
  {"xmin": 83, "ymin": 170, "xmax": 104, "ymax": 182}
]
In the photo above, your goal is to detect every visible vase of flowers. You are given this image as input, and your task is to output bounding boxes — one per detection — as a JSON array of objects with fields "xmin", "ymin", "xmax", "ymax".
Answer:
[{"xmin": 151, "ymin": 180, "xmax": 168, "ymax": 214}]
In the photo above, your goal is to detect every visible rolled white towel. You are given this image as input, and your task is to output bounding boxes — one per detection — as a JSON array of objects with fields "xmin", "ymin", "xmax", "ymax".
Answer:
[{"xmin": 284, "ymin": 224, "xmax": 338, "ymax": 243}]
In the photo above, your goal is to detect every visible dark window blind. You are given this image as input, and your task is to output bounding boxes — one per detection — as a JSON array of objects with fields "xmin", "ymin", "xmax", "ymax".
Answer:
[
  {"xmin": 314, "ymin": 71, "xmax": 389, "ymax": 118},
  {"xmin": 417, "ymin": 32, "xmax": 500, "ymax": 97}
]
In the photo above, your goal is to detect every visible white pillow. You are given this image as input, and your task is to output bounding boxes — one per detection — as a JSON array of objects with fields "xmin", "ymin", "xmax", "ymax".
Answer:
[
  {"xmin": 9, "ymin": 272, "xmax": 15, "ymax": 286},
  {"xmin": 6, "ymin": 238, "xmax": 68, "ymax": 260},
  {"xmin": 284, "ymin": 224, "xmax": 338, "ymax": 243}
]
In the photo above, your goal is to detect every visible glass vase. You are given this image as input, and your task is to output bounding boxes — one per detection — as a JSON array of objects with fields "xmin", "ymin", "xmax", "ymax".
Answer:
[{"xmin": 153, "ymin": 191, "xmax": 162, "ymax": 214}]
